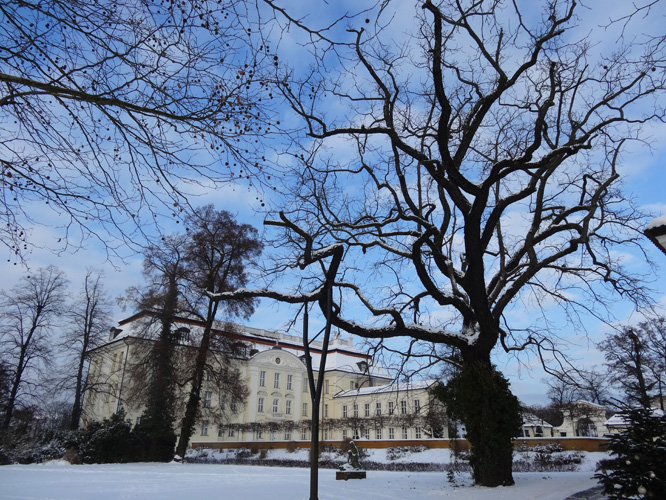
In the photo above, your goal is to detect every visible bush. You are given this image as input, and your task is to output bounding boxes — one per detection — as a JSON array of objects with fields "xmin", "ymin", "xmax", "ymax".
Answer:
[
  {"xmin": 595, "ymin": 407, "xmax": 666, "ymax": 499},
  {"xmin": 386, "ymin": 445, "xmax": 427, "ymax": 461},
  {"xmin": 79, "ymin": 409, "xmax": 141, "ymax": 463},
  {"xmin": 0, "ymin": 428, "xmax": 77, "ymax": 465}
]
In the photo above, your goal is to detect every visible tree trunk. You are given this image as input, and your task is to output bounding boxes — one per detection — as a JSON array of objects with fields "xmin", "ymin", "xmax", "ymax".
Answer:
[
  {"xmin": 448, "ymin": 349, "xmax": 522, "ymax": 487},
  {"xmin": 175, "ymin": 300, "xmax": 217, "ymax": 458},
  {"xmin": 69, "ymin": 350, "xmax": 86, "ymax": 430}
]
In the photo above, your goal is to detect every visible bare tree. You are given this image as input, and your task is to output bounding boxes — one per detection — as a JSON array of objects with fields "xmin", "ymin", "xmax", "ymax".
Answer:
[
  {"xmin": 60, "ymin": 269, "xmax": 112, "ymax": 430},
  {"xmin": 218, "ymin": 0, "xmax": 666, "ymax": 487},
  {"xmin": 0, "ymin": 266, "xmax": 68, "ymax": 429},
  {"xmin": 174, "ymin": 206, "xmax": 261, "ymax": 458},
  {"xmin": 0, "ymin": 0, "xmax": 275, "ymax": 261},
  {"xmin": 599, "ymin": 322, "xmax": 661, "ymax": 409}
]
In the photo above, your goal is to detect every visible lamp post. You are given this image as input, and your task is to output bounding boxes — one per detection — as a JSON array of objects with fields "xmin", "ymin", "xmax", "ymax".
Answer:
[
  {"xmin": 644, "ymin": 215, "xmax": 666, "ymax": 256},
  {"xmin": 644, "ymin": 215, "xmax": 666, "ymax": 411}
]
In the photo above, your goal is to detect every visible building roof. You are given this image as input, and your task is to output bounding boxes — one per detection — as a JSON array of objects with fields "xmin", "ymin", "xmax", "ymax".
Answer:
[
  {"xmin": 334, "ymin": 379, "xmax": 438, "ymax": 399},
  {"xmin": 103, "ymin": 311, "xmax": 391, "ymax": 379},
  {"xmin": 605, "ymin": 407, "xmax": 665, "ymax": 428},
  {"xmin": 521, "ymin": 414, "xmax": 554, "ymax": 428}
]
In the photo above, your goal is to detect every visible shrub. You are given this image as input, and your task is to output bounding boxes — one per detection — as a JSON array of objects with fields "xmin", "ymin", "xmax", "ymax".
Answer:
[
  {"xmin": 79, "ymin": 409, "xmax": 141, "ymax": 463},
  {"xmin": 595, "ymin": 407, "xmax": 666, "ymax": 499}
]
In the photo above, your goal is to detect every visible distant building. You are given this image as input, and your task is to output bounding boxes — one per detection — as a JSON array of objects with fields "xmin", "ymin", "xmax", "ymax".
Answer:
[{"xmin": 82, "ymin": 311, "xmax": 448, "ymax": 450}]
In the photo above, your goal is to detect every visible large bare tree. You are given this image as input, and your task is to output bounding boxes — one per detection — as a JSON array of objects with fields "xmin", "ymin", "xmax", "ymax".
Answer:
[
  {"xmin": 0, "ymin": 0, "xmax": 275, "ymax": 261},
  {"xmin": 217, "ymin": 0, "xmax": 666, "ymax": 487}
]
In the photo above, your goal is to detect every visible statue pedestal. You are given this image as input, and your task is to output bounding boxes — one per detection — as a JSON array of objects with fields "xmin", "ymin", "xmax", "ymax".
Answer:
[{"xmin": 336, "ymin": 470, "xmax": 367, "ymax": 480}]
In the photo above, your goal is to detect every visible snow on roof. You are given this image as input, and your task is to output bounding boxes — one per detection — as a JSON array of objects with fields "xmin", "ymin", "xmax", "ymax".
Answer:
[
  {"xmin": 646, "ymin": 214, "xmax": 666, "ymax": 230},
  {"xmin": 521, "ymin": 414, "xmax": 553, "ymax": 428},
  {"xmin": 334, "ymin": 379, "xmax": 438, "ymax": 398},
  {"xmin": 104, "ymin": 312, "xmax": 389, "ymax": 377},
  {"xmin": 605, "ymin": 407, "xmax": 665, "ymax": 427}
]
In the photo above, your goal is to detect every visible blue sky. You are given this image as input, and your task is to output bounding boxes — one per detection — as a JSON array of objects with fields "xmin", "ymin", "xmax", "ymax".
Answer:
[{"xmin": 3, "ymin": 0, "xmax": 666, "ymax": 406}]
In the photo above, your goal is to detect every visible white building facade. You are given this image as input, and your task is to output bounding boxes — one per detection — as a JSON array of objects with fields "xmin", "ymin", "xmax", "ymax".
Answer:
[{"xmin": 83, "ymin": 312, "xmax": 448, "ymax": 450}]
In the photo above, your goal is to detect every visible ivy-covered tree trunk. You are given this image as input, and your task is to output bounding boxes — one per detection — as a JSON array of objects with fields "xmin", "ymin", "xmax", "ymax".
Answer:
[
  {"xmin": 135, "ymin": 276, "xmax": 179, "ymax": 462},
  {"xmin": 437, "ymin": 354, "xmax": 522, "ymax": 487}
]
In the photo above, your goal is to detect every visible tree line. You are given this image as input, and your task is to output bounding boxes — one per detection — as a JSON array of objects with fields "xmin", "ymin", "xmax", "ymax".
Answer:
[{"xmin": 0, "ymin": 206, "xmax": 261, "ymax": 463}]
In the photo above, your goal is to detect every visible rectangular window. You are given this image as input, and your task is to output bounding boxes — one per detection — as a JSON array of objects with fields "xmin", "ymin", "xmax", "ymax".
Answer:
[
  {"xmin": 324, "ymin": 404, "xmax": 329, "ymax": 418},
  {"xmin": 257, "ymin": 397, "xmax": 264, "ymax": 413},
  {"xmin": 270, "ymin": 431, "xmax": 276, "ymax": 441},
  {"xmin": 272, "ymin": 398, "xmax": 279, "ymax": 413},
  {"xmin": 203, "ymin": 391, "xmax": 212, "ymax": 408},
  {"xmin": 343, "ymin": 405, "xmax": 348, "ymax": 418},
  {"xmin": 256, "ymin": 430, "xmax": 263, "ymax": 440},
  {"xmin": 415, "ymin": 427, "xmax": 422, "ymax": 439},
  {"xmin": 376, "ymin": 428, "xmax": 382, "ymax": 440},
  {"xmin": 401, "ymin": 400, "xmax": 407, "ymax": 415},
  {"xmin": 301, "ymin": 428, "xmax": 308, "ymax": 441},
  {"xmin": 231, "ymin": 397, "xmax": 238, "ymax": 412},
  {"xmin": 287, "ymin": 374, "xmax": 293, "ymax": 390},
  {"xmin": 228, "ymin": 428, "xmax": 235, "ymax": 437},
  {"xmin": 323, "ymin": 428, "xmax": 329, "ymax": 440},
  {"xmin": 284, "ymin": 429, "xmax": 291, "ymax": 440},
  {"xmin": 364, "ymin": 403, "xmax": 370, "ymax": 417},
  {"xmin": 303, "ymin": 380, "xmax": 308, "ymax": 393},
  {"xmin": 218, "ymin": 426, "xmax": 224, "ymax": 437},
  {"xmin": 259, "ymin": 370, "xmax": 266, "ymax": 387},
  {"xmin": 219, "ymin": 393, "xmax": 226, "ymax": 409},
  {"xmin": 274, "ymin": 372, "xmax": 280, "ymax": 389},
  {"xmin": 389, "ymin": 427, "xmax": 395, "ymax": 439},
  {"xmin": 201, "ymin": 420, "xmax": 209, "ymax": 436},
  {"xmin": 206, "ymin": 370, "xmax": 213, "ymax": 381},
  {"xmin": 363, "ymin": 428, "xmax": 370, "ymax": 440},
  {"xmin": 325, "ymin": 379, "xmax": 329, "ymax": 394},
  {"xmin": 414, "ymin": 399, "xmax": 421, "ymax": 414},
  {"xmin": 402, "ymin": 426, "xmax": 408, "ymax": 439},
  {"xmin": 302, "ymin": 402, "xmax": 308, "ymax": 417},
  {"xmin": 352, "ymin": 428, "xmax": 360, "ymax": 440},
  {"xmin": 388, "ymin": 401, "xmax": 394, "ymax": 415},
  {"xmin": 376, "ymin": 402, "xmax": 382, "ymax": 416},
  {"xmin": 342, "ymin": 429, "xmax": 348, "ymax": 440},
  {"xmin": 285, "ymin": 399, "xmax": 292, "ymax": 415},
  {"xmin": 353, "ymin": 404, "xmax": 359, "ymax": 418}
]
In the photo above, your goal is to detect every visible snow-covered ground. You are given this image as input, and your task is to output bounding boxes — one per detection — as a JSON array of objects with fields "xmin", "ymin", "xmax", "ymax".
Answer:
[{"xmin": 0, "ymin": 450, "xmax": 606, "ymax": 500}]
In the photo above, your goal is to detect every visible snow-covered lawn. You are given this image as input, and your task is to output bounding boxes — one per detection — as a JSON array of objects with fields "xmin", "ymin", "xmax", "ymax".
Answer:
[{"xmin": 0, "ymin": 457, "xmax": 604, "ymax": 500}]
